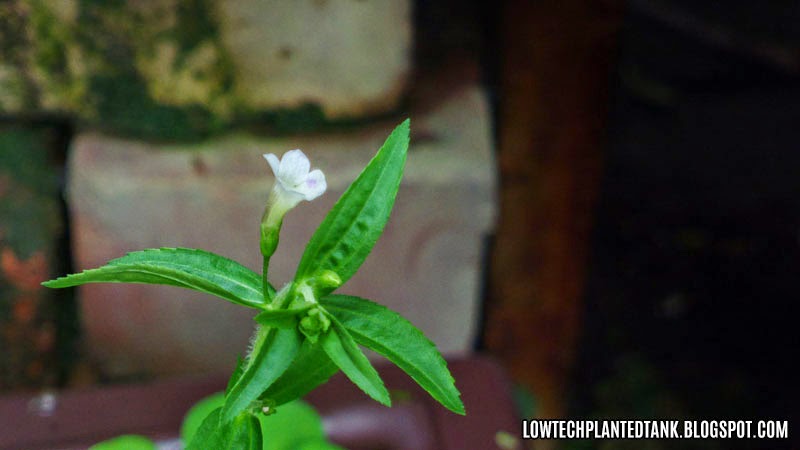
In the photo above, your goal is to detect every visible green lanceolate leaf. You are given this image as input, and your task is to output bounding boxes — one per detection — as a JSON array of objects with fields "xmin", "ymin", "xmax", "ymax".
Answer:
[
  {"xmin": 254, "ymin": 304, "xmax": 314, "ymax": 329},
  {"xmin": 321, "ymin": 295, "xmax": 465, "ymax": 415},
  {"xmin": 320, "ymin": 315, "xmax": 390, "ymax": 406},
  {"xmin": 186, "ymin": 408, "xmax": 262, "ymax": 450},
  {"xmin": 223, "ymin": 327, "xmax": 301, "ymax": 423},
  {"xmin": 185, "ymin": 408, "xmax": 222, "ymax": 450},
  {"xmin": 259, "ymin": 340, "xmax": 339, "ymax": 406},
  {"xmin": 42, "ymin": 248, "xmax": 266, "ymax": 309},
  {"xmin": 294, "ymin": 120, "xmax": 409, "ymax": 293},
  {"xmin": 226, "ymin": 357, "xmax": 246, "ymax": 396},
  {"xmin": 228, "ymin": 413, "xmax": 263, "ymax": 450}
]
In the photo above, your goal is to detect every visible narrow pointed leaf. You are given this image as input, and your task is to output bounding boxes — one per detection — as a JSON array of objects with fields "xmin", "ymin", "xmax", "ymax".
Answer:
[
  {"xmin": 259, "ymin": 340, "xmax": 339, "ymax": 406},
  {"xmin": 320, "ymin": 316, "xmax": 390, "ymax": 406},
  {"xmin": 321, "ymin": 295, "xmax": 465, "ymax": 414},
  {"xmin": 223, "ymin": 327, "xmax": 301, "ymax": 422},
  {"xmin": 42, "ymin": 248, "xmax": 266, "ymax": 309},
  {"xmin": 295, "ymin": 120, "xmax": 409, "ymax": 291},
  {"xmin": 226, "ymin": 356, "xmax": 246, "ymax": 396}
]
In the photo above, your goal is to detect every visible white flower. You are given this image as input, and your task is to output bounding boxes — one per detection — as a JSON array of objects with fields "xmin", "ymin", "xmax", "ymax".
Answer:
[
  {"xmin": 260, "ymin": 149, "xmax": 326, "ymax": 258},
  {"xmin": 263, "ymin": 149, "xmax": 326, "ymax": 203}
]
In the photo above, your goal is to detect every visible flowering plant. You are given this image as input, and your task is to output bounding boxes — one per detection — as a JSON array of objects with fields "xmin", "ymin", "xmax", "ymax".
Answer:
[{"xmin": 44, "ymin": 120, "xmax": 464, "ymax": 448}]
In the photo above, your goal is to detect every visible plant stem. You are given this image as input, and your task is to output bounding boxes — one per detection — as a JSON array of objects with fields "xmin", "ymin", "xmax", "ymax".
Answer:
[{"xmin": 262, "ymin": 254, "xmax": 271, "ymax": 302}]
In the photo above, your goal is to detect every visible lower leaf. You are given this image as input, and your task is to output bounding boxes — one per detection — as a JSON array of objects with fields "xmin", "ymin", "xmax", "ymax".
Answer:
[
  {"xmin": 319, "ymin": 316, "xmax": 390, "ymax": 406},
  {"xmin": 259, "ymin": 340, "xmax": 339, "ymax": 406},
  {"xmin": 222, "ymin": 327, "xmax": 301, "ymax": 422},
  {"xmin": 321, "ymin": 295, "xmax": 465, "ymax": 415}
]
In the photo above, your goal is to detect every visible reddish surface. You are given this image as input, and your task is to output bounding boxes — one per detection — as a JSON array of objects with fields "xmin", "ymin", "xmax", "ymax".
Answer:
[
  {"xmin": 485, "ymin": 0, "xmax": 621, "ymax": 418},
  {"xmin": 0, "ymin": 356, "xmax": 517, "ymax": 450}
]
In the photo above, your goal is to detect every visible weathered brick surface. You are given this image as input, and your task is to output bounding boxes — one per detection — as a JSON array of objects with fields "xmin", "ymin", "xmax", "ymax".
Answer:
[
  {"xmin": 0, "ymin": 0, "xmax": 410, "ymax": 139},
  {"xmin": 68, "ymin": 86, "xmax": 496, "ymax": 376},
  {"xmin": 218, "ymin": 0, "xmax": 410, "ymax": 118}
]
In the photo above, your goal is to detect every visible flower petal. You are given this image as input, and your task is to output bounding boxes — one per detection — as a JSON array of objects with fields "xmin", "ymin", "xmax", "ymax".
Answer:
[
  {"xmin": 279, "ymin": 149, "xmax": 311, "ymax": 187},
  {"xmin": 264, "ymin": 154, "xmax": 281, "ymax": 177},
  {"xmin": 298, "ymin": 169, "xmax": 327, "ymax": 201}
]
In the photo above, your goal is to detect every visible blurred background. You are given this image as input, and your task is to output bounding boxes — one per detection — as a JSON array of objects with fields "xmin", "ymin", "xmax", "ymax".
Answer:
[{"xmin": 0, "ymin": 1, "xmax": 797, "ymax": 449}]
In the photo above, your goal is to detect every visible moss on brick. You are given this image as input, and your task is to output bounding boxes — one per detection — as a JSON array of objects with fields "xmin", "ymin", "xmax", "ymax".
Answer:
[
  {"xmin": 29, "ymin": 2, "xmax": 69, "ymax": 79},
  {"xmin": 0, "ymin": 2, "xmax": 39, "ymax": 111},
  {"xmin": 257, "ymin": 103, "xmax": 328, "ymax": 134},
  {"xmin": 70, "ymin": 1, "xmax": 207, "ymax": 139},
  {"xmin": 86, "ymin": 73, "xmax": 216, "ymax": 141},
  {"xmin": 0, "ymin": 125, "xmax": 65, "ymax": 389},
  {"xmin": 26, "ymin": 0, "xmax": 89, "ymax": 112},
  {"xmin": 1, "ymin": 0, "xmax": 355, "ymax": 141},
  {"xmin": 174, "ymin": 0, "xmax": 218, "ymax": 61},
  {"xmin": 0, "ymin": 127, "xmax": 61, "ymax": 258}
]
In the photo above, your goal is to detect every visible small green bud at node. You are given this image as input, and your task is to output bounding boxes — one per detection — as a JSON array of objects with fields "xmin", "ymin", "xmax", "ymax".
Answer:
[
  {"xmin": 299, "ymin": 307, "xmax": 331, "ymax": 342},
  {"xmin": 315, "ymin": 270, "xmax": 342, "ymax": 290}
]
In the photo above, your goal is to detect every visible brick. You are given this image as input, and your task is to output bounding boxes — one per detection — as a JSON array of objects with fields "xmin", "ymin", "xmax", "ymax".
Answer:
[
  {"xmin": 0, "ymin": 0, "xmax": 411, "ymax": 139},
  {"xmin": 68, "ymin": 86, "xmax": 496, "ymax": 376},
  {"xmin": 217, "ymin": 0, "xmax": 411, "ymax": 118}
]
